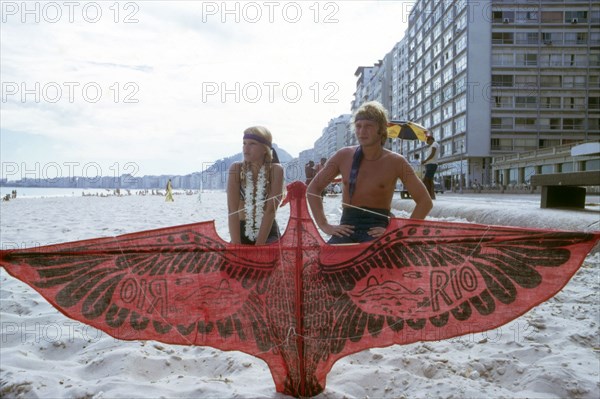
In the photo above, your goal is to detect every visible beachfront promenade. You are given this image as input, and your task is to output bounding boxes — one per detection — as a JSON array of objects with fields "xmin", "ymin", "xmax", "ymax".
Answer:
[{"xmin": 392, "ymin": 192, "xmax": 600, "ymax": 234}]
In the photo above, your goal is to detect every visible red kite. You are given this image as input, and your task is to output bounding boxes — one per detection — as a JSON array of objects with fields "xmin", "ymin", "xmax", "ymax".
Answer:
[{"xmin": 1, "ymin": 182, "xmax": 598, "ymax": 397}]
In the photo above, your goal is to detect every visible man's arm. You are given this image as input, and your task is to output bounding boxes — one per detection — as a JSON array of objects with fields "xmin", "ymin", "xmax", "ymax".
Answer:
[
  {"xmin": 307, "ymin": 153, "xmax": 354, "ymax": 237},
  {"xmin": 307, "ymin": 159, "xmax": 337, "ymax": 230}
]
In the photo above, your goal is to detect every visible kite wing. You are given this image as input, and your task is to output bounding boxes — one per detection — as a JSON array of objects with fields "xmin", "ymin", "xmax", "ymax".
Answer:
[
  {"xmin": 295, "ymin": 216, "xmax": 599, "ymax": 395},
  {"xmin": 0, "ymin": 221, "xmax": 290, "ymax": 377},
  {"xmin": 1, "ymin": 181, "xmax": 599, "ymax": 398}
]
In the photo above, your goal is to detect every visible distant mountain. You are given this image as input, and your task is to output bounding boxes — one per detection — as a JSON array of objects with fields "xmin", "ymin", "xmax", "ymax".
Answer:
[
  {"xmin": 2, "ymin": 146, "xmax": 297, "ymax": 191},
  {"xmin": 200, "ymin": 145, "xmax": 296, "ymax": 190}
]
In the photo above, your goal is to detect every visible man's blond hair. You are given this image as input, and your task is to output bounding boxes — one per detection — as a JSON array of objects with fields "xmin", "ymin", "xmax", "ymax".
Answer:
[{"xmin": 353, "ymin": 101, "xmax": 389, "ymax": 145}]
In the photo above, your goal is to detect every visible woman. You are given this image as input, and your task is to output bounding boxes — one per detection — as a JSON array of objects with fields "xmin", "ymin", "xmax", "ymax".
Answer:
[{"xmin": 227, "ymin": 126, "xmax": 284, "ymax": 245}]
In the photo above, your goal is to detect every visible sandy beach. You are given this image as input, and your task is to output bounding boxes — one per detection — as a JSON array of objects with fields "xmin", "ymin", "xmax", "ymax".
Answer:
[{"xmin": 1, "ymin": 191, "xmax": 598, "ymax": 399}]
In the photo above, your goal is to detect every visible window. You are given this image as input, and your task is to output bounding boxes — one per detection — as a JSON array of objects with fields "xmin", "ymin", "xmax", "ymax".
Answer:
[
  {"xmin": 443, "ymin": 103, "xmax": 453, "ymax": 120},
  {"xmin": 442, "ymin": 122, "xmax": 453, "ymax": 137},
  {"xmin": 566, "ymin": 54, "xmax": 588, "ymax": 67},
  {"xmin": 454, "ymin": 116, "xmax": 466, "ymax": 133},
  {"xmin": 433, "ymin": 41, "xmax": 442, "ymax": 57},
  {"xmin": 515, "ymin": 32, "xmax": 539, "ymax": 44},
  {"xmin": 541, "ymin": 11, "xmax": 562, "ymax": 23},
  {"xmin": 491, "ymin": 138, "xmax": 512, "ymax": 150},
  {"xmin": 516, "ymin": 53, "xmax": 537, "ymax": 66},
  {"xmin": 443, "ymin": 65, "xmax": 453, "ymax": 82},
  {"xmin": 514, "ymin": 139, "xmax": 536, "ymax": 150},
  {"xmin": 443, "ymin": 84, "xmax": 454, "ymax": 101},
  {"xmin": 454, "ymin": 76, "xmax": 466, "ymax": 94},
  {"xmin": 560, "ymin": 163, "xmax": 574, "ymax": 173},
  {"xmin": 433, "ymin": 92, "xmax": 441, "ymax": 107},
  {"xmin": 585, "ymin": 159, "xmax": 600, "ymax": 171},
  {"xmin": 455, "ymin": 54, "xmax": 467, "ymax": 73},
  {"xmin": 492, "ymin": 53, "xmax": 513, "ymax": 66},
  {"xmin": 540, "ymin": 53, "xmax": 562, "ymax": 67},
  {"xmin": 491, "ymin": 117, "xmax": 513, "ymax": 129},
  {"xmin": 564, "ymin": 32, "xmax": 587, "ymax": 45},
  {"xmin": 454, "ymin": 95, "xmax": 466, "ymax": 113},
  {"xmin": 541, "ymin": 32, "xmax": 563, "ymax": 44},
  {"xmin": 493, "ymin": 96, "xmax": 512, "ymax": 108},
  {"xmin": 516, "ymin": 11, "xmax": 538, "ymax": 23},
  {"xmin": 541, "ymin": 165, "xmax": 554, "ymax": 174},
  {"xmin": 515, "ymin": 97, "xmax": 538, "ymax": 108},
  {"xmin": 444, "ymin": 30, "xmax": 453, "ymax": 47},
  {"xmin": 563, "ymin": 118, "xmax": 584, "ymax": 130},
  {"xmin": 492, "ymin": 75, "xmax": 513, "ymax": 87},
  {"xmin": 515, "ymin": 75, "xmax": 538, "ymax": 88},
  {"xmin": 565, "ymin": 11, "xmax": 588, "ymax": 23},
  {"xmin": 550, "ymin": 119, "xmax": 561, "ymax": 130},
  {"xmin": 423, "ymin": 99, "xmax": 431, "ymax": 114},
  {"xmin": 433, "ymin": 24, "xmax": 441, "ymax": 39},
  {"xmin": 563, "ymin": 76, "xmax": 586, "ymax": 88},
  {"xmin": 455, "ymin": 33, "xmax": 467, "ymax": 52},
  {"xmin": 565, "ymin": 97, "xmax": 585, "ymax": 109},
  {"xmin": 492, "ymin": 11, "xmax": 514, "ymax": 23},
  {"xmin": 515, "ymin": 117, "xmax": 537, "ymax": 129},
  {"xmin": 541, "ymin": 97, "xmax": 561, "ymax": 109},
  {"xmin": 492, "ymin": 32, "xmax": 514, "ymax": 44},
  {"xmin": 540, "ymin": 75, "xmax": 561, "ymax": 87},
  {"xmin": 456, "ymin": 13, "xmax": 467, "ymax": 31}
]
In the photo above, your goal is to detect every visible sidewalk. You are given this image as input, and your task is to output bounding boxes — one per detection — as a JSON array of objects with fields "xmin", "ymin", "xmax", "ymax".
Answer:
[{"xmin": 392, "ymin": 192, "xmax": 600, "ymax": 233}]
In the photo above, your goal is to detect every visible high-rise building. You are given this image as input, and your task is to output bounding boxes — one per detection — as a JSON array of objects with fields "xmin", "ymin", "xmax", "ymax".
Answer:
[
  {"xmin": 315, "ymin": 114, "xmax": 351, "ymax": 158},
  {"xmin": 398, "ymin": 0, "xmax": 599, "ymax": 189}
]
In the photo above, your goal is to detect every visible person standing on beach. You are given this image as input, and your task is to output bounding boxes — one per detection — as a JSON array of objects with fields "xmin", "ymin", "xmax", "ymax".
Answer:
[
  {"xmin": 227, "ymin": 126, "xmax": 284, "ymax": 245},
  {"xmin": 305, "ymin": 160, "xmax": 316, "ymax": 185},
  {"xmin": 165, "ymin": 179, "xmax": 175, "ymax": 202},
  {"xmin": 315, "ymin": 157, "xmax": 326, "ymax": 174},
  {"xmin": 307, "ymin": 101, "xmax": 432, "ymax": 244},
  {"xmin": 421, "ymin": 136, "xmax": 440, "ymax": 199}
]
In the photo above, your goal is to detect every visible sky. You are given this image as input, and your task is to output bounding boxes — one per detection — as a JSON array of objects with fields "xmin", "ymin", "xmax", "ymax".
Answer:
[{"xmin": 1, "ymin": 0, "xmax": 412, "ymax": 179}]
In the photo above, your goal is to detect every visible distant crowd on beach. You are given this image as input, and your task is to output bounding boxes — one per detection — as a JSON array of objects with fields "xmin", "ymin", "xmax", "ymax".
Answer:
[
  {"xmin": 1, "ymin": 188, "xmax": 199, "ymax": 201},
  {"xmin": 80, "ymin": 188, "xmax": 199, "ymax": 197},
  {"xmin": 2, "ymin": 190, "xmax": 17, "ymax": 201}
]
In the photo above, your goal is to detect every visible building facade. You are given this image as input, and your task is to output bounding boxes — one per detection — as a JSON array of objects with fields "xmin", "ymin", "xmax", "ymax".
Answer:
[
  {"xmin": 306, "ymin": 0, "xmax": 598, "ymax": 191},
  {"xmin": 399, "ymin": 0, "xmax": 599, "ymax": 190}
]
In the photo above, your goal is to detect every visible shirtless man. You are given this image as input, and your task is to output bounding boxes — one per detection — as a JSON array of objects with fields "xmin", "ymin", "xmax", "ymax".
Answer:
[{"xmin": 307, "ymin": 101, "xmax": 433, "ymax": 244}]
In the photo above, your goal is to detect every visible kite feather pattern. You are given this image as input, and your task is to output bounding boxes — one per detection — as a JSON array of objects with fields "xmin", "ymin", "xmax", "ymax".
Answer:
[{"xmin": 1, "ymin": 181, "xmax": 598, "ymax": 397}]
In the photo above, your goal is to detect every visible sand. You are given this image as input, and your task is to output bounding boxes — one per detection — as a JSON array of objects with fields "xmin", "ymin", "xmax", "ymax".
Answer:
[{"xmin": 1, "ymin": 191, "xmax": 598, "ymax": 398}]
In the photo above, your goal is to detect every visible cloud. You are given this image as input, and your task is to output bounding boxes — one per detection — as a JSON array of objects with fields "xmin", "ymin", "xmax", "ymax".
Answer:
[{"xmin": 1, "ymin": 1, "xmax": 409, "ymax": 177}]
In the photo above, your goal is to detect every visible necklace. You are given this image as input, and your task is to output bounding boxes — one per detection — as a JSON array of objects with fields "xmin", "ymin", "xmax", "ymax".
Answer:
[{"xmin": 244, "ymin": 165, "xmax": 267, "ymax": 241}]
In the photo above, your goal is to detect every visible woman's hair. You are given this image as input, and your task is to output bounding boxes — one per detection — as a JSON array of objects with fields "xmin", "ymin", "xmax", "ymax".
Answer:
[
  {"xmin": 240, "ymin": 126, "xmax": 275, "ymax": 194},
  {"xmin": 353, "ymin": 101, "xmax": 389, "ymax": 145},
  {"xmin": 244, "ymin": 126, "xmax": 273, "ymax": 163}
]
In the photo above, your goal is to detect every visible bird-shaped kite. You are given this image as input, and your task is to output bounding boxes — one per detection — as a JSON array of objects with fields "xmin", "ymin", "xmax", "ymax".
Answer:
[{"xmin": 1, "ymin": 182, "xmax": 598, "ymax": 397}]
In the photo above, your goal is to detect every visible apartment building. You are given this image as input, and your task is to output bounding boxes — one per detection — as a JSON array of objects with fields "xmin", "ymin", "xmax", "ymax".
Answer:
[
  {"xmin": 400, "ymin": 0, "xmax": 599, "ymax": 189},
  {"xmin": 314, "ymin": 114, "xmax": 352, "ymax": 160}
]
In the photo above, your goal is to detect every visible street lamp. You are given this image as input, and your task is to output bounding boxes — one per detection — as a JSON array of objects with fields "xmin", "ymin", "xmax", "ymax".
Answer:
[{"xmin": 459, "ymin": 143, "xmax": 463, "ymax": 194}]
